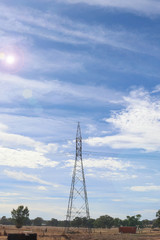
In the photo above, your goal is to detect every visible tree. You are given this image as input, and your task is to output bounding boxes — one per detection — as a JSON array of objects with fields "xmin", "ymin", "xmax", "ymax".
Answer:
[
  {"xmin": 152, "ymin": 219, "xmax": 159, "ymax": 228},
  {"xmin": 114, "ymin": 218, "xmax": 122, "ymax": 227},
  {"xmin": 87, "ymin": 218, "xmax": 95, "ymax": 228},
  {"xmin": 0, "ymin": 216, "xmax": 14, "ymax": 225},
  {"xmin": 155, "ymin": 210, "xmax": 160, "ymax": 227},
  {"xmin": 11, "ymin": 205, "xmax": 29, "ymax": 228},
  {"xmin": 33, "ymin": 217, "xmax": 44, "ymax": 226},
  {"xmin": 94, "ymin": 215, "xmax": 114, "ymax": 228},
  {"xmin": 58, "ymin": 220, "xmax": 67, "ymax": 227},
  {"xmin": 72, "ymin": 217, "xmax": 83, "ymax": 227},
  {"xmin": 142, "ymin": 219, "xmax": 151, "ymax": 228},
  {"xmin": 0, "ymin": 216, "xmax": 9, "ymax": 225},
  {"xmin": 122, "ymin": 214, "xmax": 142, "ymax": 227},
  {"xmin": 48, "ymin": 218, "xmax": 58, "ymax": 226},
  {"xmin": 0, "ymin": 216, "xmax": 12, "ymax": 225}
]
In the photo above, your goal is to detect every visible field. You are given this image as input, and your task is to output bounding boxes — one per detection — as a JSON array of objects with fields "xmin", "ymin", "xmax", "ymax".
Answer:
[{"xmin": 0, "ymin": 226, "xmax": 160, "ymax": 240}]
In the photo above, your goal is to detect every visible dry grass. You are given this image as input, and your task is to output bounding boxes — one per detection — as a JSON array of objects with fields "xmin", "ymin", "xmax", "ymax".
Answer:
[{"xmin": 0, "ymin": 226, "xmax": 160, "ymax": 240}]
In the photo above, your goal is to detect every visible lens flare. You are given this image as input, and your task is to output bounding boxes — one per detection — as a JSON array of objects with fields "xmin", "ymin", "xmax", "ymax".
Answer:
[
  {"xmin": 22, "ymin": 89, "xmax": 33, "ymax": 99},
  {"xmin": 0, "ymin": 46, "xmax": 24, "ymax": 73},
  {"xmin": 5, "ymin": 55, "xmax": 16, "ymax": 65},
  {"xmin": 0, "ymin": 52, "xmax": 5, "ymax": 60}
]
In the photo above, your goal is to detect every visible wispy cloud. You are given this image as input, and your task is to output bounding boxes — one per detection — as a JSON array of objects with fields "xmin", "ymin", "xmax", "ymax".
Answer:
[
  {"xmin": 0, "ymin": 2, "xmax": 158, "ymax": 58},
  {"xmin": 4, "ymin": 170, "xmax": 58, "ymax": 187},
  {"xmin": 0, "ymin": 192, "xmax": 20, "ymax": 197},
  {"xmin": 25, "ymin": 49, "xmax": 84, "ymax": 73},
  {"xmin": 65, "ymin": 157, "xmax": 139, "ymax": 180},
  {"xmin": 0, "ymin": 121, "xmax": 58, "ymax": 168},
  {"xmin": 86, "ymin": 171, "xmax": 137, "ymax": 181},
  {"xmin": 37, "ymin": 186, "xmax": 47, "ymax": 191},
  {"xmin": 0, "ymin": 126, "xmax": 58, "ymax": 153},
  {"xmin": 130, "ymin": 185, "xmax": 160, "ymax": 192},
  {"xmin": 0, "ymin": 72, "xmax": 122, "ymax": 107},
  {"xmin": 98, "ymin": 171, "xmax": 137, "ymax": 181},
  {"xmin": 112, "ymin": 199, "xmax": 123, "ymax": 202},
  {"xmin": 65, "ymin": 157, "xmax": 134, "ymax": 171},
  {"xmin": 86, "ymin": 88, "xmax": 160, "ymax": 152},
  {"xmin": 112, "ymin": 197, "xmax": 160, "ymax": 203},
  {"xmin": 61, "ymin": 0, "xmax": 160, "ymax": 16}
]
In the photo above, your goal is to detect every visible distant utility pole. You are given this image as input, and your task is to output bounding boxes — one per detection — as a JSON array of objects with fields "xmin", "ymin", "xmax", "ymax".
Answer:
[{"xmin": 65, "ymin": 122, "xmax": 90, "ymax": 231}]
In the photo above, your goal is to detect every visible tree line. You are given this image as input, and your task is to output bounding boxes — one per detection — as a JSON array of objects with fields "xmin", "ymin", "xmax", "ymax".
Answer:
[{"xmin": 1, "ymin": 205, "xmax": 160, "ymax": 229}]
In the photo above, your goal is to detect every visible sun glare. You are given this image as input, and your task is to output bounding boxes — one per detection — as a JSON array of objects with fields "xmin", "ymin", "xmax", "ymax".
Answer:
[
  {"xmin": 5, "ymin": 55, "xmax": 16, "ymax": 65},
  {"xmin": 0, "ymin": 47, "xmax": 24, "ymax": 72}
]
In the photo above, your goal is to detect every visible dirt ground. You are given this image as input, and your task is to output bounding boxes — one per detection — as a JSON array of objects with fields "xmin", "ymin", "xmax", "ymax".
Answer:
[{"xmin": 0, "ymin": 225, "xmax": 160, "ymax": 240}]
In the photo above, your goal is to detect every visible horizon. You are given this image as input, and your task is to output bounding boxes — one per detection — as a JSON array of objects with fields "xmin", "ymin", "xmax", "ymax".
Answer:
[{"xmin": 0, "ymin": 0, "xmax": 160, "ymax": 221}]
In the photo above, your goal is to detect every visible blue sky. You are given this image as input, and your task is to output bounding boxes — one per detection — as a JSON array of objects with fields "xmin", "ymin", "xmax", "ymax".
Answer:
[{"xmin": 0, "ymin": 0, "xmax": 160, "ymax": 220}]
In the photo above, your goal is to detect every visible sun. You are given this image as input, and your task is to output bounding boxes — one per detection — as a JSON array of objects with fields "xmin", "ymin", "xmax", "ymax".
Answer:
[
  {"xmin": 0, "ymin": 48, "xmax": 24, "ymax": 72},
  {"xmin": 5, "ymin": 55, "xmax": 16, "ymax": 65}
]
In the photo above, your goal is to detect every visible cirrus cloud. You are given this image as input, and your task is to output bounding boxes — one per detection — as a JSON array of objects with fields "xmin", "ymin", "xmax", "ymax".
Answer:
[
  {"xmin": 130, "ymin": 185, "xmax": 160, "ymax": 192},
  {"xmin": 60, "ymin": 0, "xmax": 160, "ymax": 16},
  {"xmin": 4, "ymin": 170, "xmax": 58, "ymax": 187}
]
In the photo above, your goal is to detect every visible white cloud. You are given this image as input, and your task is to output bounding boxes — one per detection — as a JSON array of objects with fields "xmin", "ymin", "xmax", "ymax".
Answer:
[
  {"xmin": 112, "ymin": 199, "xmax": 123, "ymax": 202},
  {"xmin": 0, "ymin": 123, "xmax": 8, "ymax": 131},
  {"xmin": 62, "ymin": 140, "xmax": 74, "ymax": 150},
  {"xmin": 0, "ymin": 192, "xmax": 20, "ymax": 197},
  {"xmin": 99, "ymin": 171, "xmax": 137, "ymax": 180},
  {"xmin": 85, "ymin": 124, "xmax": 97, "ymax": 135},
  {"xmin": 4, "ymin": 170, "xmax": 58, "ymax": 187},
  {"xmin": 65, "ymin": 157, "xmax": 134, "ymax": 171},
  {"xmin": 85, "ymin": 158, "xmax": 132, "ymax": 171},
  {"xmin": 137, "ymin": 198, "xmax": 159, "ymax": 203},
  {"xmin": 65, "ymin": 157, "xmax": 138, "ymax": 180},
  {"xmin": 88, "ymin": 170, "xmax": 137, "ymax": 180},
  {"xmin": 152, "ymin": 85, "xmax": 160, "ymax": 94},
  {"xmin": 86, "ymin": 88, "xmax": 160, "ymax": 152},
  {"xmin": 61, "ymin": 0, "xmax": 160, "ymax": 16},
  {"xmin": 130, "ymin": 185, "xmax": 160, "ymax": 192},
  {"xmin": 37, "ymin": 186, "xmax": 47, "ymax": 191},
  {"xmin": 0, "ymin": 120, "xmax": 59, "ymax": 168},
  {"xmin": 0, "ymin": 147, "xmax": 58, "ymax": 168},
  {"xmin": 113, "ymin": 197, "xmax": 159, "ymax": 203}
]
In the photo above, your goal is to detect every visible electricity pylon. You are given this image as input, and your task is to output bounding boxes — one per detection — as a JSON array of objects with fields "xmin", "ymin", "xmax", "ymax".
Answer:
[{"xmin": 65, "ymin": 122, "xmax": 90, "ymax": 231}]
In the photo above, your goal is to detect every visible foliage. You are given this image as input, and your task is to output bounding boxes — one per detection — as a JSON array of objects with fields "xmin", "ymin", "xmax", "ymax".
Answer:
[
  {"xmin": 71, "ymin": 217, "xmax": 93, "ymax": 228},
  {"xmin": 152, "ymin": 219, "xmax": 159, "ymax": 228},
  {"xmin": 142, "ymin": 219, "xmax": 151, "ymax": 228},
  {"xmin": 58, "ymin": 220, "xmax": 68, "ymax": 227},
  {"xmin": 11, "ymin": 205, "xmax": 29, "ymax": 228},
  {"xmin": 72, "ymin": 217, "xmax": 83, "ymax": 227},
  {"xmin": 33, "ymin": 217, "xmax": 44, "ymax": 226},
  {"xmin": 0, "ymin": 208, "xmax": 156, "ymax": 228},
  {"xmin": 94, "ymin": 215, "xmax": 114, "ymax": 228},
  {"xmin": 87, "ymin": 218, "xmax": 95, "ymax": 228},
  {"xmin": 48, "ymin": 218, "xmax": 58, "ymax": 226},
  {"xmin": 114, "ymin": 218, "xmax": 122, "ymax": 227},
  {"xmin": 0, "ymin": 216, "xmax": 14, "ymax": 225},
  {"xmin": 155, "ymin": 209, "xmax": 160, "ymax": 227},
  {"xmin": 122, "ymin": 215, "xmax": 142, "ymax": 227}
]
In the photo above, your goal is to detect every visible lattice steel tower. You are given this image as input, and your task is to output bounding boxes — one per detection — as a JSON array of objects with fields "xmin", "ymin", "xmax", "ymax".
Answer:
[{"xmin": 66, "ymin": 122, "xmax": 90, "ymax": 229}]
